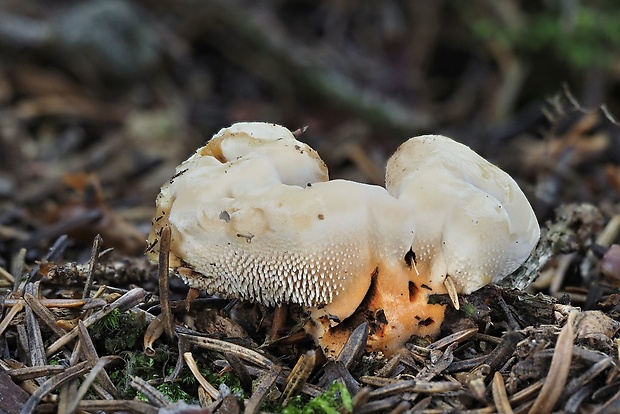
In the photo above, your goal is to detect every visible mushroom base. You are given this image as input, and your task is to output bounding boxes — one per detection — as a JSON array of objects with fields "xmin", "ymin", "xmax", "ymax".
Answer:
[{"xmin": 306, "ymin": 268, "xmax": 447, "ymax": 358}]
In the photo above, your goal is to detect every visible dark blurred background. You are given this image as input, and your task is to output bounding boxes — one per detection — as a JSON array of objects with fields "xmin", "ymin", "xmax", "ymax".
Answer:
[{"xmin": 1, "ymin": 0, "xmax": 620, "ymax": 262}]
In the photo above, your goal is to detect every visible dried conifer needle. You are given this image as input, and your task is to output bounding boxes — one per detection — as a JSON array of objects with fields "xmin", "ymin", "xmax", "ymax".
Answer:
[
  {"xmin": 282, "ymin": 350, "xmax": 316, "ymax": 405},
  {"xmin": 269, "ymin": 304, "xmax": 288, "ymax": 341},
  {"xmin": 183, "ymin": 352, "xmax": 219, "ymax": 400},
  {"xmin": 21, "ymin": 361, "xmax": 92, "ymax": 414},
  {"xmin": 0, "ymin": 299, "xmax": 23, "ymax": 336},
  {"xmin": 64, "ymin": 357, "xmax": 115, "ymax": 414},
  {"xmin": 443, "ymin": 275, "xmax": 460, "ymax": 310},
  {"xmin": 77, "ymin": 320, "xmax": 118, "ymax": 398},
  {"xmin": 2, "ymin": 298, "xmax": 105, "ymax": 308},
  {"xmin": 492, "ymin": 372, "xmax": 514, "ymax": 414},
  {"xmin": 246, "ymin": 365, "xmax": 282, "ymax": 414},
  {"xmin": 143, "ymin": 316, "xmax": 165, "ymax": 357},
  {"xmin": 130, "ymin": 376, "xmax": 170, "ymax": 407},
  {"xmin": 528, "ymin": 312, "xmax": 576, "ymax": 413},
  {"xmin": 180, "ymin": 333, "xmax": 274, "ymax": 369},
  {"xmin": 0, "ymin": 266, "xmax": 15, "ymax": 283},
  {"xmin": 24, "ymin": 293, "xmax": 66, "ymax": 338}
]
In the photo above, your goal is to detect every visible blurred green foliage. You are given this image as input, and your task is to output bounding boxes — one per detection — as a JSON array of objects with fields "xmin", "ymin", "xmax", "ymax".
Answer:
[{"xmin": 471, "ymin": 2, "xmax": 620, "ymax": 69}]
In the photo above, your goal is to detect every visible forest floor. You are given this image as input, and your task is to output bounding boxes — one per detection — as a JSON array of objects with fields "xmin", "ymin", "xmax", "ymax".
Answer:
[{"xmin": 2, "ymin": 1, "xmax": 620, "ymax": 413}]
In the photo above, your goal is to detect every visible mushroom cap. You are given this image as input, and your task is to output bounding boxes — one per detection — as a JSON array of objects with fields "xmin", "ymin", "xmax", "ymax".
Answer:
[
  {"xmin": 198, "ymin": 122, "xmax": 329, "ymax": 189},
  {"xmin": 385, "ymin": 134, "xmax": 540, "ymax": 294},
  {"xmin": 147, "ymin": 122, "xmax": 328, "ymax": 265}
]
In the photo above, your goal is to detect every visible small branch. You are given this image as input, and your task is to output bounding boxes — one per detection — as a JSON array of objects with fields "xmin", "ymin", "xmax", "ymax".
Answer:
[
  {"xmin": 158, "ymin": 225, "xmax": 175, "ymax": 341},
  {"xmin": 82, "ymin": 234, "xmax": 103, "ymax": 299}
]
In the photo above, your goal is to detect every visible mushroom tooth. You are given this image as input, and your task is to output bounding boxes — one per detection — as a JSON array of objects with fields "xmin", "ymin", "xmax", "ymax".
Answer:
[
  {"xmin": 443, "ymin": 275, "xmax": 460, "ymax": 310},
  {"xmin": 385, "ymin": 134, "xmax": 540, "ymax": 295}
]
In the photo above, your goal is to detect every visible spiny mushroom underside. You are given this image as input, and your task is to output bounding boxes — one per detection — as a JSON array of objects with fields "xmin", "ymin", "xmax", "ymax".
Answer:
[{"xmin": 148, "ymin": 210, "xmax": 376, "ymax": 316}]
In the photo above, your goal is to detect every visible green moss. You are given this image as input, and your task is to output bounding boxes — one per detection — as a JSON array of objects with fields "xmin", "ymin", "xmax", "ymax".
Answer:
[
  {"xmin": 105, "ymin": 345, "xmax": 247, "ymax": 404},
  {"xmin": 89, "ymin": 308, "xmax": 147, "ymax": 354},
  {"xmin": 136, "ymin": 382, "xmax": 194, "ymax": 403},
  {"xmin": 107, "ymin": 345, "xmax": 179, "ymax": 399},
  {"xmin": 461, "ymin": 303, "xmax": 477, "ymax": 319},
  {"xmin": 88, "ymin": 308, "xmax": 350, "ymax": 411},
  {"xmin": 280, "ymin": 381, "xmax": 352, "ymax": 414},
  {"xmin": 200, "ymin": 368, "xmax": 245, "ymax": 398}
]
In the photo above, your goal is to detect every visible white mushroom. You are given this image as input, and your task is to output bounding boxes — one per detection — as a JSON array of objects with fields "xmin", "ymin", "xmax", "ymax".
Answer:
[
  {"xmin": 148, "ymin": 125, "xmax": 540, "ymax": 357},
  {"xmin": 385, "ymin": 134, "xmax": 541, "ymax": 307}
]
